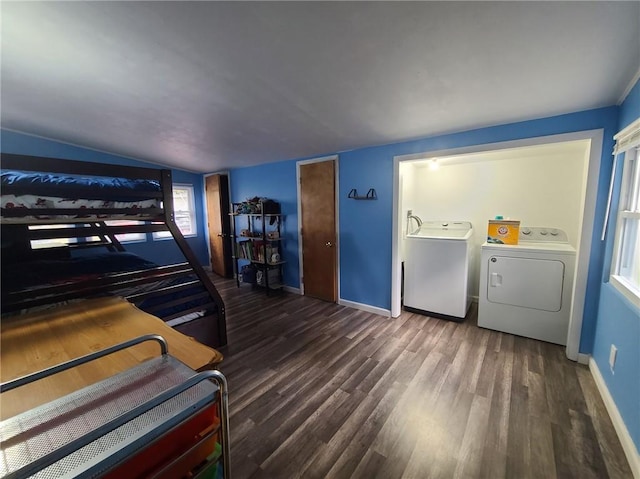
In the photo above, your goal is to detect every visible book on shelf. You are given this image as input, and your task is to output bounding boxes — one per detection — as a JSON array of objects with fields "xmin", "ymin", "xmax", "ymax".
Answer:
[
  {"xmin": 254, "ymin": 240, "xmax": 264, "ymax": 262},
  {"xmin": 237, "ymin": 240, "xmax": 254, "ymax": 260},
  {"xmin": 237, "ymin": 240, "xmax": 280, "ymax": 263}
]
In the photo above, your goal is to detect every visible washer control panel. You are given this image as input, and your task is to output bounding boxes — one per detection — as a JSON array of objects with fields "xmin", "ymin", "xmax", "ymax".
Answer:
[{"xmin": 519, "ymin": 227, "xmax": 569, "ymax": 243}]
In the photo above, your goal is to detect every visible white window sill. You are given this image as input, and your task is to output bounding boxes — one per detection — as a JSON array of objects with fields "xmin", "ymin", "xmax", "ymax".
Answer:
[
  {"xmin": 610, "ymin": 275, "xmax": 640, "ymax": 310},
  {"xmin": 152, "ymin": 234, "xmax": 197, "ymax": 241}
]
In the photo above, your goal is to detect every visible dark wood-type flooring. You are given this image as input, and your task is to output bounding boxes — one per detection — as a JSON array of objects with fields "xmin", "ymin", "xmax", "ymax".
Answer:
[{"xmin": 210, "ymin": 275, "xmax": 632, "ymax": 479}]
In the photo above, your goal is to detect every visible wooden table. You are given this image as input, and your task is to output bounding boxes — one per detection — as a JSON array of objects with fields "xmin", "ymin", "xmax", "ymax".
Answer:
[{"xmin": 1, "ymin": 296, "xmax": 223, "ymax": 420}]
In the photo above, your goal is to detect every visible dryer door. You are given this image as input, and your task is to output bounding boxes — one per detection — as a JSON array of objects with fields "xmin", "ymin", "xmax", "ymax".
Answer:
[{"xmin": 487, "ymin": 256, "xmax": 564, "ymax": 312}]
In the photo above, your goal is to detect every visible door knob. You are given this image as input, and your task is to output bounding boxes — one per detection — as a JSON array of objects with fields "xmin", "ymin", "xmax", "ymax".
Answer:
[{"xmin": 326, "ymin": 241, "xmax": 333, "ymax": 247}]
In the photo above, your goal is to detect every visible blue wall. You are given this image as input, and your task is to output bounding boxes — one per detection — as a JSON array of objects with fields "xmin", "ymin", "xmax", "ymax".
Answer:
[
  {"xmin": 618, "ymin": 78, "xmax": 640, "ymax": 131},
  {"xmin": 591, "ymin": 78, "xmax": 640, "ymax": 452},
  {"xmin": 0, "ymin": 130, "xmax": 210, "ymax": 266}
]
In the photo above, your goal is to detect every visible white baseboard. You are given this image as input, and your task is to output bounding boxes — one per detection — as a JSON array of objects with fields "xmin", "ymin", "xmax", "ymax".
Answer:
[
  {"xmin": 338, "ymin": 299, "xmax": 391, "ymax": 317},
  {"xmin": 283, "ymin": 285, "xmax": 301, "ymax": 295},
  {"xmin": 577, "ymin": 353, "xmax": 590, "ymax": 365},
  {"xmin": 589, "ymin": 358, "xmax": 640, "ymax": 478}
]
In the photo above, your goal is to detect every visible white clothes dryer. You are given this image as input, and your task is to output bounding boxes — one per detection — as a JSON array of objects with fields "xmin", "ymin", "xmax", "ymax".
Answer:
[
  {"xmin": 478, "ymin": 227, "xmax": 576, "ymax": 345},
  {"xmin": 404, "ymin": 221, "xmax": 474, "ymax": 320}
]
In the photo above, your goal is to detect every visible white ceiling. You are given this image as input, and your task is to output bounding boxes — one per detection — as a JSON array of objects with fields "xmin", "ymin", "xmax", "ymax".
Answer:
[{"xmin": 2, "ymin": 2, "xmax": 638, "ymax": 173}]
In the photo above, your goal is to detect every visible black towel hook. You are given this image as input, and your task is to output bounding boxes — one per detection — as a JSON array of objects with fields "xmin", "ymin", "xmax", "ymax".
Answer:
[{"xmin": 348, "ymin": 188, "xmax": 377, "ymax": 200}]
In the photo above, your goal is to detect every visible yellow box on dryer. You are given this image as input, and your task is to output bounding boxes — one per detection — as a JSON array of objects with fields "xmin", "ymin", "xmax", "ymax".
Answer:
[{"xmin": 487, "ymin": 220, "xmax": 520, "ymax": 245}]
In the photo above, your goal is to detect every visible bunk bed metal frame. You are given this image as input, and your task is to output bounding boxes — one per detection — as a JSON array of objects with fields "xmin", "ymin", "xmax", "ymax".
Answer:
[{"xmin": 0, "ymin": 153, "xmax": 227, "ymax": 347}]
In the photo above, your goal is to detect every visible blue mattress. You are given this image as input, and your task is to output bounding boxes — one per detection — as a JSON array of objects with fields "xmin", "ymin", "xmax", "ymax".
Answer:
[{"xmin": 1, "ymin": 171, "xmax": 161, "ymax": 201}]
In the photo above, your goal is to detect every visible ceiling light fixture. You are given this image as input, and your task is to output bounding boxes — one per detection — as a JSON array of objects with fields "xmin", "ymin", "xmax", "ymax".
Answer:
[{"xmin": 429, "ymin": 158, "xmax": 439, "ymax": 171}]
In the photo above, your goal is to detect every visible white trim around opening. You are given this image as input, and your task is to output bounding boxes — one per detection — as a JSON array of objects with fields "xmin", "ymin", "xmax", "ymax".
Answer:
[{"xmin": 392, "ymin": 129, "xmax": 604, "ymax": 362}]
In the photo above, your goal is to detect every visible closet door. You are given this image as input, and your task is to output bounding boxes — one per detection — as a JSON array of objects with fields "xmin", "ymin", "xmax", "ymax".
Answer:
[
  {"xmin": 299, "ymin": 159, "xmax": 337, "ymax": 302},
  {"xmin": 206, "ymin": 174, "xmax": 233, "ymax": 278}
]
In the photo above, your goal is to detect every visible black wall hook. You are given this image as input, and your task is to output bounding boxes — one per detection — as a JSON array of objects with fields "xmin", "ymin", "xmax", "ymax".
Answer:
[{"xmin": 348, "ymin": 188, "xmax": 377, "ymax": 200}]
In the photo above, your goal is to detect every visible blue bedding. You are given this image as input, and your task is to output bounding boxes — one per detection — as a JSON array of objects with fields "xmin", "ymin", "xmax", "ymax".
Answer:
[{"xmin": 1, "ymin": 171, "xmax": 161, "ymax": 201}]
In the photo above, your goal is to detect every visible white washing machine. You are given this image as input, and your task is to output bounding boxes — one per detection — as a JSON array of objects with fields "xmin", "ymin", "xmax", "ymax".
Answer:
[
  {"xmin": 404, "ymin": 221, "xmax": 474, "ymax": 319},
  {"xmin": 478, "ymin": 227, "xmax": 576, "ymax": 345}
]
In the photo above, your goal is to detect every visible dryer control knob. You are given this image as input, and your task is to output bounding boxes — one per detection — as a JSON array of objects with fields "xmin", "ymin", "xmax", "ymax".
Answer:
[
  {"xmin": 550, "ymin": 229, "xmax": 559, "ymax": 236},
  {"xmin": 540, "ymin": 230, "xmax": 548, "ymax": 235},
  {"xmin": 522, "ymin": 228, "xmax": 531, "ymax": 235}
]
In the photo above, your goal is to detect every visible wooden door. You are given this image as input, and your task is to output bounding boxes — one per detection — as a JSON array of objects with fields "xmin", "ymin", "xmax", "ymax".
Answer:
[
  {"xmin": 205, "ymin": 174, "xmax": 233, "ymax": 278},
  {"xmin": 300, "ymin": 160, "xmax": 337, "ymax": 302}
]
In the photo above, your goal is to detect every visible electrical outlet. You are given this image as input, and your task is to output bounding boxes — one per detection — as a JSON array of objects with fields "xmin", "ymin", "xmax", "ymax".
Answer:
[{"xmin": 609, "ymin": 344, "xmax": 617, "ymax": 372}]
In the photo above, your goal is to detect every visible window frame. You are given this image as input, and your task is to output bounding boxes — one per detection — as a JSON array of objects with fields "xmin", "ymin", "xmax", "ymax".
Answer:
[
  {"xmin": 103, "ymin": 220, "xmax": 147, "ymax": 244},
  {"xmin": 29, "ymin": 221, "xmax": 148, "ymax": 249},
  {"xmin": 153, "ymin": 183, "xmax": 198, "ymax": 240},
  {"xmin": 610, "ymin": 118, "xmax": 640, "ymax": 309},
  {"xmin": 29, "ymin": 224, "xmax": 75, "ymax": 249}
]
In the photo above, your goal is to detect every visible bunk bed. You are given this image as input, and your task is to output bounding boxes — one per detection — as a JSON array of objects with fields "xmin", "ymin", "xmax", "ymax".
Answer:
[{"xmin": 0, "ymin": 153, "xmax": 227, "ymax": 348}]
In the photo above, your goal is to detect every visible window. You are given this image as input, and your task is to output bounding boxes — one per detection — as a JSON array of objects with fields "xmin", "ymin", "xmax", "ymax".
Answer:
[
  {"xmin": 30, "ymin": 221, "xmax": 146, "ymax": 249},
  {"xmin": 29, "ymin": 224, "xmax": 74, "ymax": 249},
  {"xmin": 104, "ymin": 220, "xmax": 147, "ymax": 243},
  {"xmin": 610, "ymin": 118, "xmax": 640, "ymax": 308},
  {"xmin": 154, "ymin": 184, "xmax": 197, "ymax": 239}
]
